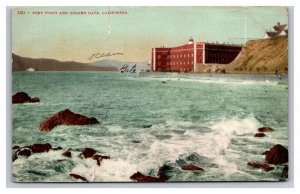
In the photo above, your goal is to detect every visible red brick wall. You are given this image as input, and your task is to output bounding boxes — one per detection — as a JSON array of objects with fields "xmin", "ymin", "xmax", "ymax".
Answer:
[{"xmin": 151, "ymin": 42, "xmax": 241, "ymax": 72}]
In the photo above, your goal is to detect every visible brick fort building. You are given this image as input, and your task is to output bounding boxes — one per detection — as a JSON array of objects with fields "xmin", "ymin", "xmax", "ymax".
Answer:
[{"xmin": 151, "ymin": 38, "xmax": 242, "ymax": 72}]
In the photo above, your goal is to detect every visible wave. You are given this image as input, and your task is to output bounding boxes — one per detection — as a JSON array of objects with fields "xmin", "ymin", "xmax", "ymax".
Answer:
[
  {"xmin": 127, "ymin": 76, "xmax": 279, "ymax": 86},
  {"xmin": 13, "ymin": 116, "xmax": 284, "ymax": 182}
]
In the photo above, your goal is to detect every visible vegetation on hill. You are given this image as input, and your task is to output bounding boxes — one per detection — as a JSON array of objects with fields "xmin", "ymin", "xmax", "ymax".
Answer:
[{"xmin": 227, "ymin": 36, "xmax": 288, "ymax": 74}]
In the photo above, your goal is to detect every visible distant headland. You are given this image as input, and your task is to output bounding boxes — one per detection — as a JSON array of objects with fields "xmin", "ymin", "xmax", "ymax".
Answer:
[{"xmin": 12, "ymin": 54, "xmax": 119, "ymax": 72}]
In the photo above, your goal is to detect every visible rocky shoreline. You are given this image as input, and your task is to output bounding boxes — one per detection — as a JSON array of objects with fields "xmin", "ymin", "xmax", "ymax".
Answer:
[{"xmin": 12, "ymin": 91, "xmax": 289, "ymax": 182}]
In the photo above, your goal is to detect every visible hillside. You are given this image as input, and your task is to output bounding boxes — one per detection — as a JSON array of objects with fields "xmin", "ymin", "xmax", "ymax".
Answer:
[
  {"xmin": 12, "ymin": 54, "xmax": 118, "ymax": 72},
  {"xmin": 227, "ymin": 36, "xmax": 288, "ymax": 74}
]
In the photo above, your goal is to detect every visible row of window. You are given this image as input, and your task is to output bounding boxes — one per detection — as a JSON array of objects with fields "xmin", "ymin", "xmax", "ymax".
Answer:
[
  {"xmin": 157, "ymin": 61, "xmax": 194, "ymax": 65},
  {"xmin": 207, "ymin": 52, "xmax": 235, "ymax": 58},
  {"xmin": 157, "ymin": 53, "xmax": 194, "ymax": 59}
]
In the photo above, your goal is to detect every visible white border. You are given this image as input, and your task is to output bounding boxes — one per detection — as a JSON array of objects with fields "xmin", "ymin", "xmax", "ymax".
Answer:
[{"xmin": 1, "ymin": 0, "xmax": 298, "ymax": 193}]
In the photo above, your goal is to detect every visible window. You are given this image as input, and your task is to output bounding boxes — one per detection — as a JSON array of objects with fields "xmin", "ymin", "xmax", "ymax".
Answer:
[
  {"xmin": 187, "ymin": 61, "xmax": 189, "ymax": 64},
  {"xmin": 158, "ymin": 55, "xmax": 161, "ymax": 58},
  {"xmin": 180, "ymin": 54, "xmax": 182, "ymax": 58},
  {"xmin": 187, "ymin": 54, "xmax": 190, "ymax": 57},
  {"xmin": 184, "ymin": 54, "xmax": 186, "ymax": 58},
  {"xmin": 191, "ymin": 54, "xmax": 194, "ymax": 57},
  {"xmin": 158, "ymin": 62, "xmax": 161, "ymax": 65},
  {"xmin": 191, "ymin": 61, "xmax": 193, "ymax": 64}
]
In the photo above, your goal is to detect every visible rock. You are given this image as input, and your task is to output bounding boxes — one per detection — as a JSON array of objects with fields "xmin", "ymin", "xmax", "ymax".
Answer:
[
  {"xmin": 261, "ymin": 151, "xmax": 269, "ymax": 155},
  {"xmin": 130, "ymin": 172, "xmax": 166, "ymax": 182},
  {"xmin": 247, "ymin": 162, "xmax": 274, "ymax": 172},
  {"xmin": 39, "ymin": 109, "xmax": 100, "ymax": 132},
  {"xmin": 157, "ymin": 165, "xmax": 169, "ymax": 181},
  {"xmin": 14, "ymin": 144, "xmax": 52, "ymax": 158},
  {"xmin": 52, "ymin": 146, "xmax": 63, "ymax": 151},
  {"xmin": 258, "ymin": 127, "xmax": 274, "ymax": 132},
  {"xmin": 142, "ymin": 125, "xmax": 152, "ymax": 128},
  {"xmin": 56, "ymin": 159, "xmax": 67, "ymax": 163},
  {"xmin": 13, "ymin": 146, "xmax": 20, "ymax": 150},
  {"xmin": 100, "ymin": 156, "xmax": 110, "ymax": 160},
  {"xmin": 181, "ymin": 165, "xmax": 204, "ymax": 171},
  {"xmin": 12, "ymin": 92, "xmax": 40, "ymax": 104},
  {"xmin": 12, "ymin": 155, "xmax": 18, "ymax": 162},
  {"xmin": 28, "ymin": 143, "xmax": 52, "ymax": 153},
  {"xmin": 130, "ymin": 165, "xmax": 169, "ymax": 182},
  {"xmin": 62, "ymin": 150, "xmax": 72, "ymax": 158},
  {"xmin": 92, "ymin": 154, "xmax": 110, "ymax": 166},
  {"xmin": 254, "ymin": 133, "xmax": 266, "ymax": 137},
  {"xmin": 18, "ymin": 148, "xmax": 31, "ymax": 157},
  {"xmin": 30, "ymin": 97, "xmax": 40, "ymax": 103},
  {"xmin": 282, "ymin": 165, "xmax": 288, "ymax": 179},
  {"xmin": 265, "ymin": 144, "xmax": 288, "ymax": 165},
  {"xmin": 81, "ymin": 148, "xmax": 97, "ymax": 158},
  {"xmin": 69, "ymin": 173, "xmax": 88, "ymax": 182}
]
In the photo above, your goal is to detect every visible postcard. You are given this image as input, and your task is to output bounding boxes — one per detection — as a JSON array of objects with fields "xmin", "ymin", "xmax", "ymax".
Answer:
[{"xmin": 11, "ymin": 6, "xmax": 288, "ymax": 182}]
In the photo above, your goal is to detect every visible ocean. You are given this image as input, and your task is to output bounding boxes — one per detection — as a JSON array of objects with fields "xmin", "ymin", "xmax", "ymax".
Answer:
[{"xmin": 12, "ymin": 72, "xmax": 288, "ymax": 182}]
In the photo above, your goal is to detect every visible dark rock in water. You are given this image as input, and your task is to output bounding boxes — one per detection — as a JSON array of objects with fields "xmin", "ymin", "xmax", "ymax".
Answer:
[
  {"xmin": 39, "ymin": 109, "xmax": 100, "ymax": 132},
  {"xmin": 69, "ymin": 173, "xmax": 88, "ymax": 182},
  {"xmin": 261, "ymin": 151, "xmax": 270, "ymax": 155},
  {"xmin": 30, "ymin": 97, "xmax": 40, "ymax": 103},
  {"xmin": 52, "ymin": 146, "xmax": 63, "ymax": 151},
  {"xmin": 130, "ymin": 172, "xmax": 166, "ymax": 182},
  {"xmin": 282, "ymin": 165, "xmax": 288, "ymax": 179},
  {"xmin": 92, "ymin": 155, "xmax": 101, "ymax": 166},
  {"xmin": 28, "ymin": 143, "xmax": 52, "ymax": 153},
  {"xmin": 258, "ymin": 127, "xmax": 274, "ymax": 132},
  {"xmin": 181, "ymin": 165, "xmax": 204, "ymax": 171},
  {"xmin": 56, "ymin": 159, "xmax": 67, "ymax": 163},
  {"xmin": 254, "ymin": 133, "xmax": 266, "ymax": 137},
  {"xmin": 81, "ymin": 148, "xmax": 97, "ymax": 158},
  {"xmin": 161, "ymin": 81, "xmax": 167, "ymax": 84},
  {"xmin": 130, "ymin": 165, "xmax": 169, "ymax": 182},
  {"xmin": 62, "ymin": 150, "xmax": 72, "ymax": 158},
  {"xmin": 247, "ymin": 162, "xmax": 274, "ymax": 172},
  {"xmin": 142, "ymin": 125, "xmax": 152, "ymax": 128},
  {"xmin": 265, "ymin": 144, "xmax": 288, "ymax": 165},
  {"xmin": 13, "ymin": 143, "xmax": 53, "ymax": 161},
  {"xmin": 18, "ymin": 148, "xmax": 31, "ymax": 157},
  {"xmin": 13, "ymin": 146, "xmax": 20, "ymax": 150},
  {"xmin": 157, "ymin": 164, "xmax": 170, "ymax": 181},
  {"xmin": 12, "ymin": 155, "xmax": 18, "ymax": 162},
  {"xmin": 15, "ymin": 143, "xmax": 52, "ymax": 158},
  {"xmin": 92, "ymin": 154, "xmax": 110, "ymax": 166},
  {"xmin": 12, "ymin": 92, "xmax": 40, "ymax": 104},
  {"xmin": 100, "ymin": 155, "xmax": 110, "ymax": 160},
  {"xmin": 132, "ymin": 140, "xmax": 141, "ymax": 143}
]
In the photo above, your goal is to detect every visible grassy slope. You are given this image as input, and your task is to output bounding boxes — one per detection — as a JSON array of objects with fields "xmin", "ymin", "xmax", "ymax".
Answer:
[{"xmin": 227, "ymin": 36, "xmax": 288, "ymax": 74}]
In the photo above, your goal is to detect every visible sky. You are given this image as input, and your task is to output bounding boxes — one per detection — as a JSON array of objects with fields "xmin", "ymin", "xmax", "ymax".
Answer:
[{"xmin": 12, "ymin": 6, "xmax": 288, "ymax": 63}]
